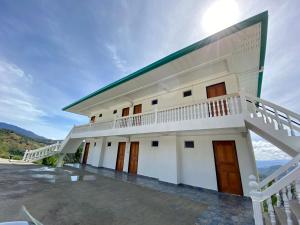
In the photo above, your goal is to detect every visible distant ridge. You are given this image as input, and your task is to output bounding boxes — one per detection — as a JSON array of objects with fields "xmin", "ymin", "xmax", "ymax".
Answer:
[{"xmin": 0, "ymin": 122, "xmax": 53, "ymax": 143}]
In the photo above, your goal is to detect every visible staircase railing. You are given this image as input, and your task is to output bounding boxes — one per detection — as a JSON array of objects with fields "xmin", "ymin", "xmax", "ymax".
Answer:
[
  {"xmin": 244, "ymin": 94, "xmax": 300, "ymax": 137},
  {"xmin": 250, "ymin": 166, "xmax": 300, "ymax": 225},
  {"xmin": 259, "ymin": 153, "xmax": 300, "ymax": 189},
  {"xmin": 23, "ymin": 141, "xmax": 61, "ymax": 162}
]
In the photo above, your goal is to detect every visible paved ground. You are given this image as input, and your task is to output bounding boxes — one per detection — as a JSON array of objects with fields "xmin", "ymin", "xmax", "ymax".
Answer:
[{"xmin": 0, "ymin": 163, "xmax": 254, "ymax": 225}]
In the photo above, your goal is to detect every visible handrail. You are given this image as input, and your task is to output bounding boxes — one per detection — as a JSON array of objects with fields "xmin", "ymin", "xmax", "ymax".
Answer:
[
  {"xmin": 116, "ymin": 93, "xmax": 240, "ymax": 120},
  {"xmin": 75, "ymin": 93, "xmax": 241, "ymax": 131},
  {"xmin": 255, "ymin": 166, "xmax": 300, "ymax": 202},
  {"xmin": 259, "ymin": 153, "xmax": 300, "ymax": 189},
  {"xmin": 245, "ymin": 94, "xmax": 300, "ymax": 121}
]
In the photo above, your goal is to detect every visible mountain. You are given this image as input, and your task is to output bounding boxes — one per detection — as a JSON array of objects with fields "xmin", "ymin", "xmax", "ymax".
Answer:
[
  {"xmin": 0, "ymin": 129, "xmax": 47, "ymax": 159},
  {"xmin": 0, "ymin": 122, "xmax": 53, "ymax": 143},
  {"xmin": 257, "ymin": 165, "xmax": 282, "ymax": 180},
  {"xmin": 256, "ymin": 160, "xmax": 289, "ymax": 168}
]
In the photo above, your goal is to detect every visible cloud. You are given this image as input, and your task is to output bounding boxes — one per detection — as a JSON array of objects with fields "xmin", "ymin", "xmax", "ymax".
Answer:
[
  {"xmin": 252, "ymin": 140, "xmax": 291, "ymax": 161},
  {"xmin": 105, "ymin": 43, "xmax": 128, "ymax": 74},
  {"xmin": 0, "ymin": 60, "xmax": 46, "ymax": 124}
]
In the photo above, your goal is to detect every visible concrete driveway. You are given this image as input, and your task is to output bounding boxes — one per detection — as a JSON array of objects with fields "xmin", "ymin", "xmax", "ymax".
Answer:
[{"xmin": 0, "ymin": 163, "xmax": 207, "ymax": 225}]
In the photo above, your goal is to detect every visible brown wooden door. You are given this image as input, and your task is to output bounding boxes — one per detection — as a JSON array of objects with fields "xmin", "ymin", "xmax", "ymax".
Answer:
[
  {"xmin": 213, "ymin": 141, "xmax": 243, "ymax": 196},
  {"xmin": 206, "ymin": 82, "xmax": 228, "ymax": 116},
  {"xmin": 122, "ymin": 107, "xmax": 130, "ymax": 117},
  {"xmin": 133, "ymin": 104, "xmax": 142, "ymax": 114},
  {"xmin": 115, "ymin": 142, "xmax": 126, "ymax": 172},
  {"xmin": 133, "ymin": 104, "xmax": 142, "ymax": 126},
  {"xmin": 82, "ymin": 142, "xmax": 90, "ymax": 164},
  {"xmin": 122, "ymin": 107, "xmax": 130, "ymax": 127},
  {"xmin": 128, "ymin": 142, "xmax": 139, "ymax": 174}
]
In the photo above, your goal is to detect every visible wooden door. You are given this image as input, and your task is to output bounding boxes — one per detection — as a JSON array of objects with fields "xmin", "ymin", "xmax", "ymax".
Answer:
[
  {"xmin": 213, "ymin": 141, "xmax": 243, "ymax": 195},
  {"xmin": 128, "ymin": 142, "xmax": 139, "ymax": 174},
  {"xmin": 133, "ymin": 104, "xmax": 142, "ymax": 126},
  {"xmin": 115, "ymin": 142, "xmax": 126, "ymax": 172},
  {"xmin": 122, "ymin": 107, "xmax": 130, "ymax": 117},
  {"xmin": 206, "ymin": 82, "xmax": 227, "ymax": 116},
  {"xmin": 121, "ymin": 107, "xmax": 130, "ymax": 127},
  {"xmin": 82, "ymin": 142, "xmax": 90, "ymax": 164},
  {"xmin": 133, "ymin": 104, "xmax": 142, "ymax": 114}
]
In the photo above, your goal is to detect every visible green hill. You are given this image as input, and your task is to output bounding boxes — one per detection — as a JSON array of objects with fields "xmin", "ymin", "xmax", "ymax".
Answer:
[{"xmin": 0, "ymin": 129, "xmax": 48, "ymax": 160}]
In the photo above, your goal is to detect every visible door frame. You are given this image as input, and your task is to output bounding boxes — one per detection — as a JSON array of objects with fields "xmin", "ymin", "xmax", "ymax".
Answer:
[
  {"xmin": 82, "ymin": 142, "xmax": 90, "ymax": 164},
  {"xmin": 115, "ymin": 142, "xmax": 126, "ymax": 172},
  {"xmin": 212, "ymin": 140, "xmax": 243, "ymax": 196}
]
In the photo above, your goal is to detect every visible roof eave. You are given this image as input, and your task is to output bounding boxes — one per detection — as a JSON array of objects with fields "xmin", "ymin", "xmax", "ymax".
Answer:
[{"xmin": 63, "ymin": 11, "xmax": 268, "ymax": 112}]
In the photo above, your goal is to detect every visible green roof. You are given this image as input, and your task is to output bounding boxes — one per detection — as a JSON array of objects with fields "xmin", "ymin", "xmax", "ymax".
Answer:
[{"xmin": 63, "ymin": 11, "xmax": 268, "ymax": 111}]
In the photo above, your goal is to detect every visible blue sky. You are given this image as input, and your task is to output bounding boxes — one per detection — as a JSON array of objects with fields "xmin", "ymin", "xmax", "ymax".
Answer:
[{"xmin": 0, "ymin": 0, "xmax": 299, "ymax": 159}]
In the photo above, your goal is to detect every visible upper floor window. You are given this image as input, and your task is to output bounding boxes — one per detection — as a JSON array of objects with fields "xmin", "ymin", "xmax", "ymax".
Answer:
[
  {"xmin": 113, "ymin": 110, "xmax": 117, "ymax": 114},
  {"xmin": 107, "ymin": 142, "xmax": 112, "ymax": 147},
  {"xmin": 99, "ymin": 113, "xmax": 102, "ymax": 118},
  {"xmin": 152, "ymin": 99, "xmax": 158, "ymax": 105},
  {"xmin": 183, "ymin": 90, "xmax": 192, "ymax": 97},
  {"xmin": 184, "ymin": 141, "xmax": 194, "ymax": 148},
  {"xmin": 151, "ymin": 141, "xmax": 159, "ymax": 147}
]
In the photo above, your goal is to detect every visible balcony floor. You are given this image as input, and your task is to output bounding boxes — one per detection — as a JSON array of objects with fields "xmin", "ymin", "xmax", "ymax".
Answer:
[{"xmin": 0, "ymin": 162, "xmax": 254, "ymax": 225}]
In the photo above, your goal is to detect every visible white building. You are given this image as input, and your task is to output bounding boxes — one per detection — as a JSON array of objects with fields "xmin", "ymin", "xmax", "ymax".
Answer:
[
  {"xmin": 23, "ymin": 12, "xmax": 300, "ymax": 224},
  {"xmin": 61, "ymin": 11, "xmax": 269, "ymax": 197}
]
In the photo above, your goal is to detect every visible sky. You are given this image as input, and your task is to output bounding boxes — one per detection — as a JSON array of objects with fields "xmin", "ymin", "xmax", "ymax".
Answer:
[{"xmin": 0, "ymin": 0, "xmax": 299, "ymax": 160}]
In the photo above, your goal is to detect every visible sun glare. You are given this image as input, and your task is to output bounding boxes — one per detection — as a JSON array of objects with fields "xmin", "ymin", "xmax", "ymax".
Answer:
[{"xmin": 202, "ymin": 0, "xmax": 240, "ymax": 35}]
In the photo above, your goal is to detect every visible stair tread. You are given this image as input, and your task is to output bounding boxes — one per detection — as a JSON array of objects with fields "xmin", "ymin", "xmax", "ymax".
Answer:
[
  {"xmin": 274, "ymin": 206, "xmax": 298, "ymax": 225},
  {"xmin": 290, "ymin": 200, "xmax": 300, "ymax": 222},
  {"xmin": 274, "ymin": 207, "xmax": 288, "ymax": 225},
  {"xmin": 263, "ymin": 212, "xmax": 272, "ymax": 225}
]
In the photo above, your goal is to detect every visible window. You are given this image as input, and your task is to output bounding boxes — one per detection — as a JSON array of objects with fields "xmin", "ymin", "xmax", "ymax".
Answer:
[
  {"xmin": 99, "ymin": 113, "xmax": 102, "ymax": 117},
  {"xmin": 151, "ymin": 141, "xmax": 159, "ymax": 147},
  {"xmin": 94, "ymin": 142, "xmax": 97, "ymax": 147},
  {"xmin": 152, "ymin": 99, "xmax": 158, "ymax": 105},
  {"xmin": 184, "ymin": 141, "xmax": 194, "ymax": 148},
  {"xmin": 183, "ymin": 90, "xmax": 192, "ymax": 97},
  {"xmin": 113, "ymin": 110, "xmax": 117, "ymax": 114},
  {"xmin": 107, "ymin": 142, "xmax": 112, "ymax": 147}
]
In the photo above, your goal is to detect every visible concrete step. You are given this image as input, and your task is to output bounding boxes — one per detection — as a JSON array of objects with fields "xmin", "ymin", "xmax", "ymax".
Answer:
[
  {"xmin": 274, "ymin": 206, "xmax": 298, "ymax": 225},
  {"xmin": 263, "ymin": 212, "xmax": 272, "ymax": 225},
  {"xmin": 290, "ymin": 200, "xmax": 300, "ymax": 224}
]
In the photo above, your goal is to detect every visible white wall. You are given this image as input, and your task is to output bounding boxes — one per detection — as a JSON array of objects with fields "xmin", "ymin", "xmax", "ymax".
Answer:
[
  {"xmin": 177, "ymin": 133, "xmax": 256, "ymax": 196},
  {"xmin": 87, "ymin": 131, "xmax": 255, "ymax": 196},
  {"xmin": 86, "ymin": 139, "xmax": 104, "ymax": 167}
]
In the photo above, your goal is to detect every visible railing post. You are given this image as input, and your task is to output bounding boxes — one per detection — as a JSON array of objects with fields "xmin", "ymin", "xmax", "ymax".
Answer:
[
  {"xmin": 23, "ymin": 150, "xmax": 28, "ymax": 161},
  {"xmin": 249, "ymin": 175, "xmax": 264, "ymax": 225},
  {"xmin": 154, "ymin": 107, "xmax": 158, "ymax": 124},
  {"xmin": 113, "ymin": 115, "xmax": 117, "ymax": 129},
  {"xmin": 239, "ymin": 90, "xmax": 248, "ymax": 116}
]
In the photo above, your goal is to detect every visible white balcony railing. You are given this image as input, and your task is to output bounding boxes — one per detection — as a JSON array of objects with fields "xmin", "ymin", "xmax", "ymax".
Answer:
[{"xmin": 72, "ymin": 93, "xmax": 242, "ymax": 135}]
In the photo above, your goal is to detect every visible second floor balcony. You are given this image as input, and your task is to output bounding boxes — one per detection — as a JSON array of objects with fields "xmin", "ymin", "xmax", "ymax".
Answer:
[{"xmin": 71, "ymin": 93, "xmax": 245, "ymax": 138}]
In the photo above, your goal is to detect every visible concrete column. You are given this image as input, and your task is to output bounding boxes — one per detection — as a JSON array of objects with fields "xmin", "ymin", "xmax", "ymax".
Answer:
[
  {"xmin": 123, "ymin": 140, "xmax": 131, "ymax": 173},
  {"xmin": 98, "ymin": 137, "xmax": 107, "ymax": 167},
  {"xmin": 56, "ymin": 153, "xmax": 66, "ymax": 168}
]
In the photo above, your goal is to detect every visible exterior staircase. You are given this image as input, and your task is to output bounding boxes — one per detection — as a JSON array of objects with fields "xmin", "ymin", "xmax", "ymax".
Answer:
[
  {"xmin": 21, "ymin": 92, "xmax": 300, "ymax": 225},
  {"xmin": 242, "ymin": 94, "xmax": 300, "ymax": 225},
  {"xmin": 22, "ymin": 127, "xmax": 83, "ymax": 163}
]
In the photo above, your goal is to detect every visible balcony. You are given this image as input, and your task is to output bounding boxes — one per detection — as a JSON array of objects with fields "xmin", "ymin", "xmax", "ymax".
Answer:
[{"xmin": 70, "ymin": 93, "xmax": 245, "ymax": 138}]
